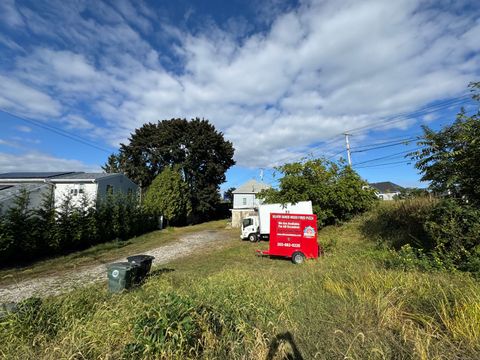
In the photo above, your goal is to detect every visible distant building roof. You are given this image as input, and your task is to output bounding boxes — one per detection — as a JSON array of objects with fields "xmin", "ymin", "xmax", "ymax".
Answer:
[
  {"xmin": 232, "ymin": 179, "xmax": 270, "ymax": 194},
  {"xmin": 369, "ymin": 182, "xmax": 404, "ymax": 193},
  {"xmin": 0, "ymin": 172, "xmax": 77, "ymax": 179}
]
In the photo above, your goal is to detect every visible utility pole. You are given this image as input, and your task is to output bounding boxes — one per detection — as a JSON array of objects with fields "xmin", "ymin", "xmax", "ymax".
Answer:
[{"xmin": 344, "ymin": 133, "xmax": 352, "ymax": 166}]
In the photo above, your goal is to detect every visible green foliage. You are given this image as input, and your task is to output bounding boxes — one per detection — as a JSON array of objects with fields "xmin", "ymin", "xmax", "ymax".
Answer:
[
  {"xmin": 259, "ymin": 158, "xmax": 377, "ymax": 226},
  {"xmin": 412, "ymin": 82, "xmax": 480, "ymax": 203},
  {"xmin": 370, "ymin": 84, "xmax": 480, "ymax": 275},
  {"xmin": 362, "ymin": 198, "xmax": 480, "ymax": 275},
  {"xmin": 424, "ymin": 199, "xmax": 480, "ymax": 274},
  {"xmin": 361, "ymin": 198, "xmax": 437, "ymax": 250},
  {"xmin": 105, "ymin": 118, "xmax": 235, "ymax": 221},
  {"xmin": 102, "ymin": 153, "xmax": 123, "ymax": 173},
  {"xmin": 124, "ymin": 293, "xmax": 234, "ymax": 359},
  {"xmin": 143, "ymin": 167, "xmax": 191, "ymax": 225},
  {"xmin": 0, "ymin": 191, "xmax": 156, "ymax": 266},
  {"xmin": 223, "ymin": 187, "xmax": 235, "ymax": 203},
  {"xmin": 393, "ymin": 187, "xmax": 430, "ymax": 200},
  {"xmin": 1, "ymin": 220, "xmax": 480, "ymax": 359}
]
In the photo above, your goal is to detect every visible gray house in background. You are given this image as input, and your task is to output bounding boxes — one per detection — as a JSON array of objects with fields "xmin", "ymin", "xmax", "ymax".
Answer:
[
  {"xmin": 230, "ymin": 179, "xmax": 270, "ymax": 227},
  {"xmin": 369, "ymin": 181, "xmax": 404, "ymax": 200},
  {"xmin": 0, "ymin": 172, "xmax": 138, "ymax": 214}
]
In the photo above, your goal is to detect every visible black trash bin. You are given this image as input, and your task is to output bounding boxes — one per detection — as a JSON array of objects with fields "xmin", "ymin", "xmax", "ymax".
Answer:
[
  {"xmin": 107, "ymin": 262, "xmax": 139, "ymax": 293},
  {"xmin": 127, "ymin": 255, "xmax": 155, "ymax": 283}
]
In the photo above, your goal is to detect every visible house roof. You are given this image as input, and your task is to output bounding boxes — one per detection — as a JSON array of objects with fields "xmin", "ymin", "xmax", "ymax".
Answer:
[
  {"xmin": 0, "ymin": 172, "xmax": 77, "ymax": 179},
  {"xmin": 0, "ymin": 172, "xmax": 125, "ymax": 183},
  {"xmin": 369, "ymin": 182, "xmax": 404, "ymax": 193},
  {"xmin": 52, "ymin": 173, "xmax": 119, "ymax": 181},
  {"xmin": 232, "ymin": 179, "xmax": 270, "ymax": 194}
]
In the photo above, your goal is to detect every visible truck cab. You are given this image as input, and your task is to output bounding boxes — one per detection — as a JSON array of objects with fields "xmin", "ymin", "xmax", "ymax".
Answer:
[{"xmin": 241, "ymin": 216, "xmax": 259, "ymax": 242}]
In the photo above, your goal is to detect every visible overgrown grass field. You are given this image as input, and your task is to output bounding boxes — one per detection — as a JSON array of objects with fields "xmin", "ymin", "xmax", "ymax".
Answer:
[{"xmin": 1, "ymin": 214, "xmax": 479, "ymax": 359}]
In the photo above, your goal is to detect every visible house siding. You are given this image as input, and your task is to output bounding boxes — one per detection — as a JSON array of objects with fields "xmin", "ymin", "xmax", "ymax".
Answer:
[
  {"xmin": 96, "ymin": 175, "xmax": 138, "ymax": 202},
  {"xmin": 54, "ymin": 183, "xmax": 97, "ymax": 209}
]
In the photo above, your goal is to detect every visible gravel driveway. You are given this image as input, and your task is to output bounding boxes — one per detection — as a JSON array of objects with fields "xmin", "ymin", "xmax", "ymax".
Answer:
[{"xmin": 0, "ymin": 230, "xmax": 226, "ymax": 303}]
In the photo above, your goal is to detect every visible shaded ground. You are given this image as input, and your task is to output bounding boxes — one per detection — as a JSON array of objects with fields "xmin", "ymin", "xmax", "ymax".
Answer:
[{"xmin": 0, "ymin": 229, "xmax": 228, "ymax": 303}]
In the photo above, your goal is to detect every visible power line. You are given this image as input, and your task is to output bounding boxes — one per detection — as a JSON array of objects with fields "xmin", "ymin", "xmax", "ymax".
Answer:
[
  {"xmin": 350, "ymin": 136, "xmax": 420, "ymax": 150},
  {"xmin": 278, "ymin": 94, "xmax": 471, "ymax": 165},
  {"xmin": 1, "ymin": 109, "xmax": 112, "ymax": 153},
  {"xmin": 353, "ymin": 147, "xmax": 423, "ymax": 166},
  {"xmin": 351, "ymin": 139, "xmax": 418, "ymax": 153},
  {"xmin": 354, "ymin": 159, "xmax": 413, "ymax": 169},
  {"xmin": 327, "ymin": 149, "xmax": 347, "ymax": 160},
  {"xmin": 347, "ymin": 95, "xmax": 471, "ymax": 135}
]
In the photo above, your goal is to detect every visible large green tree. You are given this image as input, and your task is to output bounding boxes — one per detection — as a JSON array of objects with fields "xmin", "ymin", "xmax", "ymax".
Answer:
[
  {"xmin": 413, "ymin": 82, "xmax": 480, "ymax": 203},
  {"xmin": 143, "ymin": 167, "xmax": 191, "ymax": 225},
  {"xmin": 103, "ymin": 118, "xmax": 235, "ymax": 220},
  {"xmin": 259, "ymin": 159, "xmax": 377, "ymax": 226}
]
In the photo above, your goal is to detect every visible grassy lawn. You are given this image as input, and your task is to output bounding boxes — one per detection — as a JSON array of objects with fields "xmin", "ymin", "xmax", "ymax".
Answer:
[
  {"xmin": 0, "ymin": 220, "xmax": 228, "ymax": 286},
  {"xmin": 1, "ymin": 216, "xmax": 479, "ymax": 359}
]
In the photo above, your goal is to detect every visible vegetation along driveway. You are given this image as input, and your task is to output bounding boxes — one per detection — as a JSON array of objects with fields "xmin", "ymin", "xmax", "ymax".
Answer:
[{"xmin": 0, "ymin": 229, "xmax": 226, "ymax": 303}]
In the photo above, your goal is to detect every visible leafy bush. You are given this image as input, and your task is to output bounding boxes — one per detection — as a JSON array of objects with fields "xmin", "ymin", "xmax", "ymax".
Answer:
[
  {"xmin": 143, "ymin": 167, "xmax": 191, "ymax": 226},
  {"xmin": 124, "ymin": 292, "xmax": 241, "ymax": 359},
  {"xmin": 0, "ymin": 190, "xmax": 157, "ymax": 266},
  {"xmin": 259, "ymin": 158, "xmax": 377, "ymax": 227},
  {"xmin": 424, "ymin": 199, "xmax": 480, "ymax": 274}
]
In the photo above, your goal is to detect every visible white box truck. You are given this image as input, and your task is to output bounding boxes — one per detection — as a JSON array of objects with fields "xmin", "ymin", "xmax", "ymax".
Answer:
[{"xmin": 241, "ymin": 201, "xmax": 313, "ymax": 242}]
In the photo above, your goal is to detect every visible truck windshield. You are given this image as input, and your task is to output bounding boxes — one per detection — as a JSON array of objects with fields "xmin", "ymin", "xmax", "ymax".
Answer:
[{"xmin": 242, "ymin": 218, "xmax": 253, "ymax": 228}]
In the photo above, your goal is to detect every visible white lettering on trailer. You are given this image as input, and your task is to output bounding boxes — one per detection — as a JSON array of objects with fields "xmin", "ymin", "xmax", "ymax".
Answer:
[{"xmin": 277, "ymin": 243, "xmax": 301, "ymax": 247}]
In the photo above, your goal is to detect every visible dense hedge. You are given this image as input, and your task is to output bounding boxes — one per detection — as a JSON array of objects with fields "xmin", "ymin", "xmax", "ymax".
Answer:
[{"xmin": 0, "ymin": 189, "xmax": 157, "ymax": 266}]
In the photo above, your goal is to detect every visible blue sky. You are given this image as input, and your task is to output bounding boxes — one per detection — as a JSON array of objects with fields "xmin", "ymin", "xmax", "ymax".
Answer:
[{"xmin": 0, "ymin": 0, "xmax": 479, "ymax": 192}]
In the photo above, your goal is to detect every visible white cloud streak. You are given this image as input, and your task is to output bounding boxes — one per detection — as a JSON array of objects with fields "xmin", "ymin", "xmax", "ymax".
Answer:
[
  {"xmin": 0, "ymin": 151, "xmax": 100, "ymax": 173},
  {"xmin": 0, "ymin": 0, "xmax": 478, "ymax": 169}
]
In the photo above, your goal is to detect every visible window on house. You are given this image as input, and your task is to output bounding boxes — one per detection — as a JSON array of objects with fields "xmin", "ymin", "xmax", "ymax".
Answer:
[
  {"xmin": 70, "ymin": 188, "xmax": 78, "ymax": 196},
  {"xmin": 106, "ymin": 185, "xmax": 114, "ymax": 194},
  {"xmin": 242, "ymin": 197, "xmax": 247, "ymax": 205}
]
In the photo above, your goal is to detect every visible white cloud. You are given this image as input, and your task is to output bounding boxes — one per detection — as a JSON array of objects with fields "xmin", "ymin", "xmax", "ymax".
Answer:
[
  {"xmin": 15, "ymin": 125, "xmax": 32, "ymax": 133},
  {"xmin": 0, "ymin": 75, "xmax": 62, "ymax": 117},
  {"xmin": 1, "ymin": 0, "xmax": 479, "ymax": 169},
  {"xmin": 0, "ymin": 139, "xmax": 19, "ymax": 148},
  {"xmin": 0, "ymin": 0, "xmax": 24, "ymax": 27},
  {"xmin": 0, "ymin": 151, "xmax": 100, "ymax": 173}
]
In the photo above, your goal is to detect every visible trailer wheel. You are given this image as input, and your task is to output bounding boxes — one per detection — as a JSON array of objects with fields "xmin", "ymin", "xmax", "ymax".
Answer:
[
  {"xmin": 248, "ymin": 233, "xmax": 258, "ymax": 242},
  {"xmin": 292, "ymin": 251, "xmax": 306, "ymax": 264}
]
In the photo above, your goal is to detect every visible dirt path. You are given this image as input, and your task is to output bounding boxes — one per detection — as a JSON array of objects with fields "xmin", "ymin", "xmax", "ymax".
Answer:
[{"xmin": 0, "ymin": 230, "xmax": 226, "ymax": 303}]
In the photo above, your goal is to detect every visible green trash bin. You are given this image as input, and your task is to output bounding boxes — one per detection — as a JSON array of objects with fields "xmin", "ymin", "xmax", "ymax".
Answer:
[
  {"xmin": 127, "ymin": 255, "xmax": 155, "ymax": 283},
  {"xmin": 107, "ymin": 262, "xmax": 139, "ymax": 293}
]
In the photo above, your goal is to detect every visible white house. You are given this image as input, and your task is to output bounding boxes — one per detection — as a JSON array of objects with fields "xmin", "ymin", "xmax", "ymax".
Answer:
[
  {"xmin": 0, "ymin": 172, "xmax": 138, "ymax": 214},
  {"xmin": 230, "ymin": 179, "xmax": 270, "ymax": 227},
  {"xmin": 369, "ymin": 181, "xmax": 404, "ymax": 200}
]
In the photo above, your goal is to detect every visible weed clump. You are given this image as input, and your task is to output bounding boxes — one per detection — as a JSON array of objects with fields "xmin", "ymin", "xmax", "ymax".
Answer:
[{"xmin": 124, "ymin": 293, "xmax": 238, "ymax": 359}]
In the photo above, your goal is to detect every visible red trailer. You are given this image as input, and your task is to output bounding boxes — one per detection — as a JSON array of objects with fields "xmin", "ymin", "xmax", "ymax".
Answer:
[{"xmin": 256, "ymin": 213, "xmax": 320, "ymax": 264}]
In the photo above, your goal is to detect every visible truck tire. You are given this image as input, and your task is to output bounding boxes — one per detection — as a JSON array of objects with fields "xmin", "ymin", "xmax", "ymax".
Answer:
[
  {"xmin": 248, "ymin": 233, "xmax": 258, "ymax": 242},
  {"xmin": 292, "ymin": 251, "xmax": 306, "ymax": 264}
]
